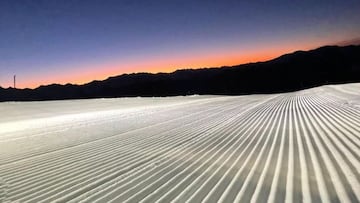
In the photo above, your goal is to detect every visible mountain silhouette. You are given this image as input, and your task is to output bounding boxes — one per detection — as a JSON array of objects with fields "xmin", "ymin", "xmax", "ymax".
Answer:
[{"xmin": 1, "ymin": 45, "xmax": 359, "ymax": 101}]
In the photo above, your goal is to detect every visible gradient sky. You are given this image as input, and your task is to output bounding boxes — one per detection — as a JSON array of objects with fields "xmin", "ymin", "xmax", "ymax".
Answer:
[{"xmin": 0, "ymin": 0, "xmax": 359, "ymax": 88}]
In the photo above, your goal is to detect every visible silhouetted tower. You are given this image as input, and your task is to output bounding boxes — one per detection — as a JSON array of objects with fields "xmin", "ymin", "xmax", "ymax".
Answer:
[{"xmin": 14, "ymin": 75, "xmax": 16, "ymax": 89}]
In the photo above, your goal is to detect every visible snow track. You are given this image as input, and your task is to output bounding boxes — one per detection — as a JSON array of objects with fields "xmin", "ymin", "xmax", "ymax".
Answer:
[{"xmin": 0, "ymin": 83, "xmax": 360, "ymax": 202}]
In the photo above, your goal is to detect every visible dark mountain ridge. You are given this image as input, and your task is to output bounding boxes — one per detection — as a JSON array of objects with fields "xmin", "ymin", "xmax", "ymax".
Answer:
[{"xmin": 1, "ymin": 45, "xmax": 360, "ymax": 101}]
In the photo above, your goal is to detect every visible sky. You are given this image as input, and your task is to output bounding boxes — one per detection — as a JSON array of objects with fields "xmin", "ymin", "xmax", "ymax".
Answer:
[{"xmin": 0, "ymin": 0, "xmax": 359, "ymax": 89}]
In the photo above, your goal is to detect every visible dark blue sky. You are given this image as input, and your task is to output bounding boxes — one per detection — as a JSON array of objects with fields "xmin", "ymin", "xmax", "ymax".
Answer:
[{"xmin": 0, "ymin": 0, "xmax": 359, "ymax": 88}]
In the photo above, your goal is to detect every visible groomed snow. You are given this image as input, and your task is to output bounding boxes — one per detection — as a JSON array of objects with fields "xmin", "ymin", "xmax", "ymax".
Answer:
[{"xmin": 0, "ymin": 83, "xmax": 359, "ymax": 202}]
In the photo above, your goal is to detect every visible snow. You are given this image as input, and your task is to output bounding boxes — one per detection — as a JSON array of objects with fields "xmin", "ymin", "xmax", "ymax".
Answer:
[{"xmin": 0, "ymin": 83, "xmax": 359, "ymax": 202}]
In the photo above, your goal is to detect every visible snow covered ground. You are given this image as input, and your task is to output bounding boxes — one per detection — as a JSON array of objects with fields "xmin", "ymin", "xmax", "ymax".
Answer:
[{"xmin": 0, "ymin": 83, "xmax": 359, "ymax": 202}]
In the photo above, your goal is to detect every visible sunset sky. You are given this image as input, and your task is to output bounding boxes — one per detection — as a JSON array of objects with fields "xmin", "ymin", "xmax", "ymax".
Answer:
[{"xmin": 0, "ymin": 0, "xmax": 359, "ymax": 89}]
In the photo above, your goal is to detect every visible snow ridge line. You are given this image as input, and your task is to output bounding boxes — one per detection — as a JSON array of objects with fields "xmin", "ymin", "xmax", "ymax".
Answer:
[{"xmin": 8, "ymin": 98, "xmax": 248, "ymax": 201}]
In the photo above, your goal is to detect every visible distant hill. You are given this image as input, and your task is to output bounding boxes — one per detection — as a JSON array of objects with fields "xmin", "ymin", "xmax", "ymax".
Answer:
[{"xmin": 1, "ymin": 45, "xmax": 360, "ymax": 101}]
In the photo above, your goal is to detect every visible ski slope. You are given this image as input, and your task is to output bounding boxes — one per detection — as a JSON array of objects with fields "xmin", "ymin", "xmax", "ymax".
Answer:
[{"xmin": 0, "ymin": 83, "xmax": 360, "ymax": 202}]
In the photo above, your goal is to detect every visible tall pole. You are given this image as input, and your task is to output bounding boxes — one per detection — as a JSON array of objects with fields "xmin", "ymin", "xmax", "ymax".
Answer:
[{"xmin": 14, "ymin": 75, "xmax": 16, "ymax": 89}]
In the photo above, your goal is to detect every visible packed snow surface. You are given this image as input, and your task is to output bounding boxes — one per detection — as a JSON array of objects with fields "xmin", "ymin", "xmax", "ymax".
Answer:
[{"xmin": 0, "ymin": 83, "xmax": 360, "ymax": 202}]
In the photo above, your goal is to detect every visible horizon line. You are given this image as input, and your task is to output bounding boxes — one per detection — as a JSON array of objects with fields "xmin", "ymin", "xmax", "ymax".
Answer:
[{"xmin": 3, "ymin": 43, "xmax": 359, "ymax": 90}]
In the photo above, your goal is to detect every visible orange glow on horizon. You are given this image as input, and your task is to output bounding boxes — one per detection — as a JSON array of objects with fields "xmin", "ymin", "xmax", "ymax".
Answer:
[
  {"xmin": 20, "ymin": 52, "xmax": 280, "ymax": 89},
  {"xmin": 17, "ymin": 41, "xmax": 327, "ymax": 89}
]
